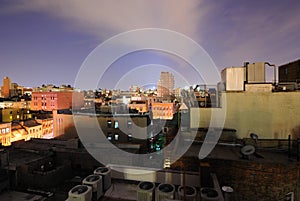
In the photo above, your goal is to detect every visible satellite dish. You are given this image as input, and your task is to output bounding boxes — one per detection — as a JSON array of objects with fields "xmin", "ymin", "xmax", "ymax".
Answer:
[
  {"xmin": 241, "ymin": 145, "xmax": 255, "ymax": 156},
  {"xmin": 222, "ymin": 186, "xmax": 234, "ymax": 193}
]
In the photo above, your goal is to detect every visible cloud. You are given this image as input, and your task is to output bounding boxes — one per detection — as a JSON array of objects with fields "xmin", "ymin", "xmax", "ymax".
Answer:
[
  {"xmin": 204, "ymin": 0, "xmax": 300, "ymax": 68},
  {"xmin": 1, "ymin": 0, "xmax": 212, "ymax": 41},
  {"xmin": 2, "ymin": 0, "xmax": 299, "ymax": 70}
]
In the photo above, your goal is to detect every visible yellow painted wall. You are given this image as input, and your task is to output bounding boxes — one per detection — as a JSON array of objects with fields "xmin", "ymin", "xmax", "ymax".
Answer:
[{"xmin": 191, "ymin": 91, "xmax": 300, "ymax": 139}]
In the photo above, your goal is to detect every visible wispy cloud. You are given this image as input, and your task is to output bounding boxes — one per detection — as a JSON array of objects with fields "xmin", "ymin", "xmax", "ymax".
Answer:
[
  {"xmin": 203, "ymin": 0, "xmax": 300, "ymax": 67},
  {"xmin": 0, "ymin": 0, "xmax": 212, "ymax": 41},
  {"xmin": 1, "ymin": 0, "xmax": 299, "ymax": 70}
]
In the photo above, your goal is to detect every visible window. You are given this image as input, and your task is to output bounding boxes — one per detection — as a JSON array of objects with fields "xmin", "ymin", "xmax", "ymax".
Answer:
[
  {"xmin": 284, "ymin": 67, "xmax": 288, "ymax": 75},
  {"xmin": 107, "ymin": 120, "xmax": 112, "ymax": 128},
  {"xmin": 114, "ymin": 121, "xmax": 119, "ymax": 129},
  {"xmin": 114, "ymin": 133, "xmax": 119, "ymax": 141},
  {"xmin": 6, "ymin": 128, "xmax": 9, "ymax": 133},
  {"xmin": 127, "ymin": 121, "xmax": 132, "ymax": 129},
  {"xmin": 127, "ymin": 134, "xmax": 132, "ymax": 141},
  {"xmin": 1, "ymin": 129, "xmax": 5, "ymax": 134},
  {"xmin": 107, "ymin": 132, "xmax": 112, "ymax": 141}
]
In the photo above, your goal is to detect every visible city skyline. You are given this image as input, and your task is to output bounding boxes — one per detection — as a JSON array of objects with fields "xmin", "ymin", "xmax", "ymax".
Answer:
[{"xmin": 0, "ymin": 1, "xmax": 300, "ymax": 88}]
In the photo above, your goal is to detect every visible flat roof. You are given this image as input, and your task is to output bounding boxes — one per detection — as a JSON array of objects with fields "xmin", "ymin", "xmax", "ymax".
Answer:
[{"xmin": 0, "ymin": 191, "xmax": 46, "ymax": 201}]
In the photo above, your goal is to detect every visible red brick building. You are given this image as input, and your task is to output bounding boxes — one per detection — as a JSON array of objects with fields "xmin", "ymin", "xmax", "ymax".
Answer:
[
  {"xmin": 31, "ymin": 91, "xmax": 84, "ymax": 111},
  {"xmin": 151, "ymin": 102, "xmax": 176, "ymax": 120}
]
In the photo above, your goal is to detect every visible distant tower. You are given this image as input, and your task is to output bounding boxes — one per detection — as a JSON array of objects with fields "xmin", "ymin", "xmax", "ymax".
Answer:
[
  {"xmin": 157, "ymin": 72, "xmax": 174, "ymax": 98},
  {"xmin": 1, "ymin": 76, "xmax": 11, "ymax": 98}
]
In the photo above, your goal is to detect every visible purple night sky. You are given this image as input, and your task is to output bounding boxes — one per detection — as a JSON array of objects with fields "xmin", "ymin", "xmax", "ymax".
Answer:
[{"xmin": 0, "ymin": 0, "xmax": 299, "ymax": 90}]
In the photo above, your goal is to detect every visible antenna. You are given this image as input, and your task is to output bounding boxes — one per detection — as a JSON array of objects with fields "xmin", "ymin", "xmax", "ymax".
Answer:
[{"xmin": 250, "ymin": 133, "xmax": 259, "ymax": 143}]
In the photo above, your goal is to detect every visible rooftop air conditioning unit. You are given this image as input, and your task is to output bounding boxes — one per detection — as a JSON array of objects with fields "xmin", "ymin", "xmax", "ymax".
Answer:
[
  {"xmin": 137, "ymin": 181, "xmax": 155, "ymax": 201},
  {"xmin": 200, "ymin": 188, "xmax": 220, "ymax": 201},
  {"xmin": 68, "ymin": 185, "xmax": 92, "ymax": 201},
  {"xmin": 94, "ymin": 166, "xmax": 111, "ymax": 192},
  {"xmin": 82, "ymin": 174, "xmax": 103, "ymax": 200},
  {"xmin": 178, "ymin": 185, "xmax": 197, "ymax": 201},
  {"xmin": 156, "ymin": 183, "xmax": 175, "ymax": 201}
]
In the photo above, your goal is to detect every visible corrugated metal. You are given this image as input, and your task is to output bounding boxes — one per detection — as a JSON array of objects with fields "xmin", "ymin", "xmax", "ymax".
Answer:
[
  {"xmin": 247, "ymin": 62, "xmax": 265, "ymax": 83},
  {"xmin": 221, "ymin": 67, "xmax": 245, "ymax": 91}
]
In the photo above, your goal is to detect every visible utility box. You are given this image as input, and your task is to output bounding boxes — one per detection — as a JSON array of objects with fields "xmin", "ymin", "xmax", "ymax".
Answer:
[
  {"xmin": 221, "ymin": 67, "xmax": 245, "ymax": 91},
  {"xmin": 247, "ymin": 62, "xmax": 265, "ymax": 83}
]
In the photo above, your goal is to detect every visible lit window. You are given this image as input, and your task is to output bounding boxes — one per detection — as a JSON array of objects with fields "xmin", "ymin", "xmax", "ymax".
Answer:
[
  {"xmin": 114, "ymin": 121, "xmax": 119, "ymax": 129},
  {"xmin": 107, "ymin": 132, "xmax": 112, "ymax": 141},
  {"xmin": 17, "ymin": 115, "xmax": 20, "ymax": 119},
  {"xmin": 6, "ymin": 128, "xmax": 9, "ymax": 133},
  {"xmin": 114, "ymin": 133, "xmax": 119, "ymax": 141},
  {"xmin": 2, "ymin": 129, "xmax": 5, "ymax": 134},
  {"xmin": 107, "ymin": 120, "xmax": 112, "ymax": 128},
  {"xmin": 128, "ymin": 134, "xmax": 132, "ymax": 141},
  {"xmin": 127, "ymin": 121, "xmax": 132, "ymax": 129}
]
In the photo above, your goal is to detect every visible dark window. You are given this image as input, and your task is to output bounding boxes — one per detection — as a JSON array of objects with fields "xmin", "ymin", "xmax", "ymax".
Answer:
[{"xmin": 284, "ymin": 67, "xmax": 288, "ymax": 75}]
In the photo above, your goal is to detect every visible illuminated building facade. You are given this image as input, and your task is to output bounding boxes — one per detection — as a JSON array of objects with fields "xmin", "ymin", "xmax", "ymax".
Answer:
[
  {"xmin": 1, "ymin": 76, "xmax": 11, "ymax": 98},
  {"xmin": 0, "ymin": 118, "xmax": 53, "ymax": 146},
  {"xmin": 0, "ymin": 108, "xmax": 32, "ymax": 123},
  {"xmin": 128, "ymin": 96, "xmax": 148, "ymax": 113},
  {"xmin": 0, "ymin": 122, "xmax": 11, "ymax": 146},
  {"xmin": 151, "ymin": 102, "xmax": 176, "ymax": 120},
  {"xmin": 31, "ymin": 91, "xmax": 84, "ymax": 111},
  {"xmin": 157, "ymin": 72, "xmax": 174, "ymax": 98},
  {"xmin": 36, "ymin": 118, "xmax": 54, "ymax": 139},
  {"xmin": 53, "ymin": 110, "xmax": 149, "ymax": 147},
  {"xmin": 11, "ymin": 120, "xmax": 42, "ymax": 143}
]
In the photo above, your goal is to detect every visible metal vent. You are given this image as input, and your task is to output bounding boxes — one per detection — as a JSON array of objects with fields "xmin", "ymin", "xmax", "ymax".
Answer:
[
  {"xmin": 158, "ymin": 184, "xmax": 174, "ymax": 193},
  {"xmin": 85, "ymin": 175, "xmax": 100, "ymax": 182},
  {"xmin": 139, "ymin": 182, "xmax": 154, "ymax": 190},
  {"xmin": 71, "ymin": 185, "xmax": 88, "ymax": 194}
]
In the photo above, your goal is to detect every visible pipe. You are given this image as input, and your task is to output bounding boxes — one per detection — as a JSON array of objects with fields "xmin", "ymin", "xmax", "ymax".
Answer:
[{"xmin": 265, "ymin": 62, "xmax": 276, "ymax": 85}]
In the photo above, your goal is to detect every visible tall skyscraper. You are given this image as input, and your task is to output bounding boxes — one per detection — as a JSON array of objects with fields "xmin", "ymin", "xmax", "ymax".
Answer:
[
  {"xmin": 157, "ymin": 72, "xmax": 174, "ymax": 98},
  {"xmin": 1, "ymin": 76, "xmax": 11, "ymax": 98}
]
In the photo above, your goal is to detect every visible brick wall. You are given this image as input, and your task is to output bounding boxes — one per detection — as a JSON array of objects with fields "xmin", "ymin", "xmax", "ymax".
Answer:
[{"xmin": 208, "ymin": 159, "xmax": 299, "ymax": 201}]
